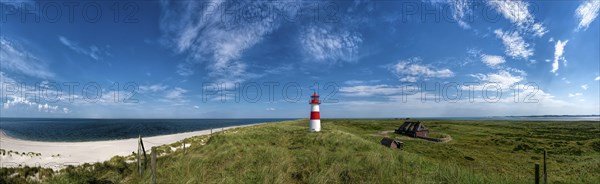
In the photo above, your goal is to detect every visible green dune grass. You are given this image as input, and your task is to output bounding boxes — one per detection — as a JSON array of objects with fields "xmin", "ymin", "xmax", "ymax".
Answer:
[{"xmin": 4, "ymin": 119, "xmax": 600, "ymax": 184}]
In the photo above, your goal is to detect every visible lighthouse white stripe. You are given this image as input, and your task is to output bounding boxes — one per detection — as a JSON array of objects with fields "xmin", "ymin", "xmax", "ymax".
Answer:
[
  {"xmin": 311, "ymin": 104, "xmax": 320, "ymax": 112},
  {"xmin": 310, "ymin": 119, "xmax": 321, "ymax": 132}
]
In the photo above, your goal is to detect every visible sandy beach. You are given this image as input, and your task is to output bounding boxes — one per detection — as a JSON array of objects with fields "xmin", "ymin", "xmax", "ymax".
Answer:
[{"xmin": 0, "ymin": 123, "xmax": 261, "ymax": 169}]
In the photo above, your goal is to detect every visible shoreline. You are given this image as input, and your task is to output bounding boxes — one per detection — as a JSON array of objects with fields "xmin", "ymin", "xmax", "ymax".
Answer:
[{"xmin": 0, "ymin": 123, "xmax": 265, "ymax": 169}]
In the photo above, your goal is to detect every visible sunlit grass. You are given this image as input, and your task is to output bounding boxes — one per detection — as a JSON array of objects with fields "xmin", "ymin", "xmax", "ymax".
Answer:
[{"xmin": 4, "ymin": 119, "xmax": 599, "ymax": 183}]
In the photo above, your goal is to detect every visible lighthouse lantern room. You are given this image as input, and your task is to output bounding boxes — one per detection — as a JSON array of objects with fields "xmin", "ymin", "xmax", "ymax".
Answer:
[{"xmin": 309, "ymin": 91, "xmax": 321, "ymax": 132}]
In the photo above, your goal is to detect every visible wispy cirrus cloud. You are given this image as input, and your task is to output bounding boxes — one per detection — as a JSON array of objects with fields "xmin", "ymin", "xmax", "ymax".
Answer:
[
  {"xmin": 343, "ymin": 80, "xmax": 381, "ymax": 85},
  {"xmin": 340, "ymin": 84, "xmax": 404, "ymax": 97},
  {"xmin": 423, "ymin": 0, "xmax": 473, "ymax": 29},
  {"xmin": 487, "ymin": 0, "xmax": 547, "ymax": 37},
  {"xmin": 494, "ymin": 29, "xmax": 533, "ymax": 60},
  {"xmin": 58, "ymin": 36, "xmax": 107, "ymax": 60},
  {"xmin": 468, "ymin": 70, "xmax": 524, "ymax": 90},
  {"xmin": 575, "ymin": 0, "xmax": 600, "ymax": 31},
  {"xmin": 450, "ymin": 0, "xmax": 473, "ymax": 29},
  {"xmin": 551, "ymin": 40, "xmax": 568, "ymax": 74},
  {"xmin": 390, "ymin": 57, "xmax": 454, "ymax": 82},
  {"xmin": 159, "ymin": 0, "xmax": 290, "ymax": 84},
  {"xmin": 487, "ymin": 0, "xmax": 532, "ymax": 26},
  {"xmin": 0, "ymin": 37, "xmax": 55, "ymax": 78},
  {"xmin": 301, "ymin": 26, "xmax": 363, "ymax": 63},
  {"xmin": 139, "ymin": 84, "xmax": 168, "ymax": 93}
]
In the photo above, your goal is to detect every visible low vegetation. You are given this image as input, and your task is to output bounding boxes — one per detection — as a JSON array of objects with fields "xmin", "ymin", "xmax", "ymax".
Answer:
[
  {"xmin": 0, "ymin": 149, "xmax": 42, "ymax": 157},
  {"xmin": 1, "ymin": 119, "xmax": 599, "ymax": 183}
]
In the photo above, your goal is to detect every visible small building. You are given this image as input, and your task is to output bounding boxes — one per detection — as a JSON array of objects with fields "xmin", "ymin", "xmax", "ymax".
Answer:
[
  {"xmin": 395, "ymin": 121, "xmax": 429, "ymax": 138},
  {"xmin": 380, "ymin": 137, "xmax": 404, "ymax": 149}
]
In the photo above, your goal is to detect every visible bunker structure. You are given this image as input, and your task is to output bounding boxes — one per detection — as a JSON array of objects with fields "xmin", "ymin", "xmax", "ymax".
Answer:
[
  {"xmin": 394, "ymin": 121, "xmax": 429, "ymax": 138},
  {"xmin": 380, "ymin": 137, "xmax": 404, "ymax": 149}
]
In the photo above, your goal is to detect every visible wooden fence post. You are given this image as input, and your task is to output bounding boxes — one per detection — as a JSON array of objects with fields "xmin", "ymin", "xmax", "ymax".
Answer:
[
  {"xmin": 137, "ymin": 135, "xmax": 142, "ymax": 176},
  {"xmin": 210, "ymin": 129, "xmax": 212, "ymax": 135},
  {"xmin": 543, "ymin": 150, "xmax": 547, "ymax": 184},
  {"xmin": 183, "ymin": 141, "xmax": 186, "ymax": 154},
  {"xmin": 141, "ymin": 138, "xmax": 147, "ymax": 168},
  {"xmin": 535, "ymin": 164, "xmax": 540, "ymax": 184},
  {"xmin": 151, "ymin": 147, "xmax": 157, "ymax": 184}
]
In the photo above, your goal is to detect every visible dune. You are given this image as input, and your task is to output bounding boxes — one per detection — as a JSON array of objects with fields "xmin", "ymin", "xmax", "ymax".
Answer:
[{"xmin": 0, "ymin": 123, "xmax": 261, "ymax": 170}]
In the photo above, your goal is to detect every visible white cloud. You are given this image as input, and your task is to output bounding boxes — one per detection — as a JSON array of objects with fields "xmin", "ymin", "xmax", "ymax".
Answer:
[
  {"xmin": 576, "ymin": 0, "xmax": 600, "ymax": 31},
  {"xmin": 581, "ymin": 84, "xmax": 588, "ymax": 90},
  {"xmin": 450, "ymin": 0, "xmax": 473, "ymax": 29},
  {"xmin": 399, "ymin": 76, "xmax": 419, "ymax": 83},
  {"xmin": 3, "ymin": 96, "xmax": 35, "ymax": 109},
  {"xmin": 38, "ymin": 103, "xmax": 59, "ymax": 112},
  {"xmin": 301, "ymin": 26, "xmax": 362, "ymax": 63},
  {"xmin": 139, "ymin": 84, "xmax": 168, "ymax": 93},
  {"xmin": 487, "ymin": 0, "xmax": 546, "ymax": 37},
  {"xmin": 595, "ymin": 76, "xmax": 600, "ymax": 80},
  {"xmin": 340, "ymin": 85, "xmax": 405, "ymax": 97},
  {"xmin": 165, "ymin": 87, "xmax": 187, "ymax": 100},
  {"xmin": 0, "ymin": 37, "xmax": 54, "ymax": 78},
  {"xmin": 568, "ymin": 93, "xmax": 583, "ymax": 97},
  {"xmin": 504, "ymin": 67, "xmax": 527, "ymax": 76},
  {"xmin": 530, "ymin": 23, "xmax": 547, "ymax": 37},
  {"xmin": 551, "ymin": 40, "xmax": 568, "ymax": 74},
  {"xmin": 423, "ymin": 0, "xmax": 473, "ymax": 29},
  {"xmin": 1, "ymin": 86, "xmax": 67, "ymax": 114},
  {"xmin": 494, "ymin": 29, "xmax": 533, "ymax": 59},
  {"xmin": 487, "ymin": 0, "xmax": 532, "ymax": 25},
  {"xmin": 343, "ymin": 80, "xmax": 381, "ymax": 85},
  {"xmin": 329, "ymin": 86, "xmax": 585, "ymax": 118},
  {"xmin": 391, "ymin": 58, "xmax": 454, "ymax": 82},
  {"xmin": 468, "ymin": 70, "xmax": 524, "ymax": 90},
  {"xmin": 561, "ymin": 77, "xmax": 571, "ymax": 84},
  {"xmin": 481, "ymin": 54, "xmax": 505, "ymax": 67},
  {"xmin": 58, "ymin": 36, "xmax": 106, "ymax": 60},
  {"xmin": 266, "ymin": 108, "xmax": 276, "ymax": 111},
  {"xmin": 193, "ymin": 105, "xmax": 200, "ymax": 109},
  {"xmin": 159, "ymin": 1, "xmax": 289, "ymax": 83}
]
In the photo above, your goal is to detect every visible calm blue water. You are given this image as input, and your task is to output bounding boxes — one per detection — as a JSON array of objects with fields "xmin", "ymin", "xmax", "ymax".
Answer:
[{"xmin": 0, "ymin": 118, "xmax": 293, "ymax": 142}]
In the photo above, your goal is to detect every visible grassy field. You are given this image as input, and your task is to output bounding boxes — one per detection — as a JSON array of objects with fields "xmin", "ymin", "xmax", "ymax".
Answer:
[{"xmin": 3, "ymin": 119, "xmax": 600, "ymax": 183}]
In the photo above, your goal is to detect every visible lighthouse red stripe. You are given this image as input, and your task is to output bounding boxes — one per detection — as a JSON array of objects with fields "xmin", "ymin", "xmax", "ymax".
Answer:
[{"xmin": 310, "ymin": 112, "xmax": 320, "ymax": 120}]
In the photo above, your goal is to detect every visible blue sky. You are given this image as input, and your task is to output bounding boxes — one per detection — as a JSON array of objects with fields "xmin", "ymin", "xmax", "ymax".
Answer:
[{"xmin": 1, "ymin": 0, "xmax": 599, "ymax": 118}]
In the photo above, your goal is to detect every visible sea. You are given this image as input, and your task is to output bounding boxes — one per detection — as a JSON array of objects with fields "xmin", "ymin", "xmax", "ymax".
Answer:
[{"xmin": 0, "ymin": 118, "xmax": 293, "ymax": 142}]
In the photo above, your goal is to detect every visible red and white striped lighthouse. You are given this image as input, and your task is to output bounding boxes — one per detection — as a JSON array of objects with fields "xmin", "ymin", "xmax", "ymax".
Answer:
[{"xmin": 309, "ymin": 91, "xmax": 321, "ymax": 132}]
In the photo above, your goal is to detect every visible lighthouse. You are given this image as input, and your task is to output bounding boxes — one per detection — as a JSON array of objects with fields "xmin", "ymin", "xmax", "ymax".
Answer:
[{"xmin": 309, "ymin": 91, "xmax": 321, "ymax": 132}]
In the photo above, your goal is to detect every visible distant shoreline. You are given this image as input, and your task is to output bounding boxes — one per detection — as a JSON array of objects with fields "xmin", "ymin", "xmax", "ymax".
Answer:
[{"xmin": 0, "ymin": 122, "xmax": 266, "ymax": 169}]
